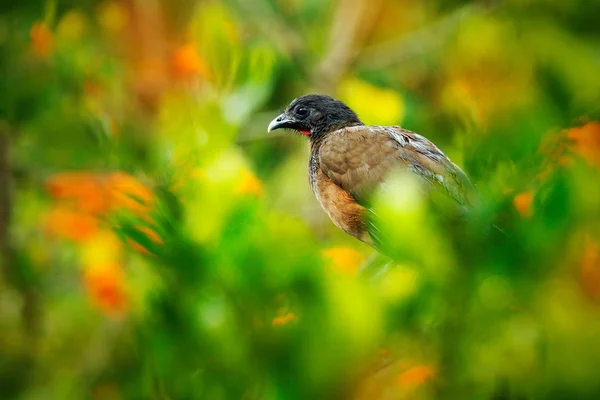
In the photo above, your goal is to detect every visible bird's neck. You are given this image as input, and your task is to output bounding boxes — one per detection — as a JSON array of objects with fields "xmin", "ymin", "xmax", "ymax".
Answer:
[
  {"xmin": 309, "ymin": 135, "xmax": 324, "ymax": 154},
  {"xmin": 309, "ymin": 121, "xmax": 364, "ymax": 145}
]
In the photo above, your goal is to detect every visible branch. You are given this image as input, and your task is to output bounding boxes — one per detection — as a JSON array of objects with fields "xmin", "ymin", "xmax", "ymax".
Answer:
[
  {"xmin": 311, "ymin": 0, "xmax": 385, "ymax": 92},
  {"xmin": 0, "ymin": 121, "xmax": 13, "ymax": 287},
  {"xmin": 0, "ymin": 122, "xmax": 40, "ymax": 346}
]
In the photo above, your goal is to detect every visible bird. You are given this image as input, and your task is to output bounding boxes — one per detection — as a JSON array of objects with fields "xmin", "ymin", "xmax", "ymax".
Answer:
[{"xmin": 267, "ymin": 94, "xmax": 475, "ymax": 251}]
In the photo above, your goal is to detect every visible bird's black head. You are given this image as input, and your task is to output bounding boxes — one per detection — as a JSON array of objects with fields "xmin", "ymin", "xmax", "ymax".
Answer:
[{"xmin": 268, "ymin": 94, "xmax": 363, "ymax": 140}]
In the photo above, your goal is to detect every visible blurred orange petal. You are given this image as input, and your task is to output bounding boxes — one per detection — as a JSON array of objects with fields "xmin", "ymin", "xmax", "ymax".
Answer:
[
  {"xmin": 46, "ymin": 172, "xmax": 87, "ymax": 197},
  {"xmin": 568, "ymin": 122, "xmax": 600, "ymax": 168},
  {"xmin": 322, "ymin": 247, "xmax": 365, "ymax": 275},
  {"xmin": 513, "ymin": 191, "xmax": 534, "ymax": 218},
  {"xmin": 47, "ymin": 171, "xmax": 154, "ymax": 219},
  {"xmin": 107, "ymin": 172, "xmax": 154, "ymax": 215},
  {"xmin": 396, "ymin": 364, "xmax": 435, "ymax": 388},
  {"xmin": 272, "ymin": 312, "xmax": 297, "ymax": 326},
  {"xmin": 45, "ymin": 207, "xmax": 100, "ymax": 242},
  {"xmin": 30, "ymin": 22, "xmax": 53, "ymax": 57},
  {"xmin": 580, "ymin": 236, "xmax": 600, "ymax": 300},
  {"xmin": 46, "ymin": 172, "xmax": 109, "ymax": 215},
  {"xmin": 130, "ymin": 56, "xmax": 169, "ymax": 112},
  {"xmin": 171, "ymin": 43, "xmax": 210, "ymax": 80},
  {"xmin": 84, "ymin": 263, "xmax": 128, "ymax": 314}
]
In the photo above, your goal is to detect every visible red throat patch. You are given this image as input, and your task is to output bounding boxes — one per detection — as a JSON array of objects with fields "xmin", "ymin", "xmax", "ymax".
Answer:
[{"xmin": 299, "ymin": 130, "xmax": 311, "ymax": 136}]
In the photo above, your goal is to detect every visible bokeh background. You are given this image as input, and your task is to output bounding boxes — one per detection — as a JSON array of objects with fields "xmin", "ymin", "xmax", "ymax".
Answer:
[{"xmin": 1, "ymin": 0, "xmax": 600, "ymax": 399}]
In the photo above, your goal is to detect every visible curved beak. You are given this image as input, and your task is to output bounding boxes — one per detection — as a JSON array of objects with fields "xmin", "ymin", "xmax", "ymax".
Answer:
[{"xmin": 268, "ymin": 113, "xmax": 296, "ymax": 132}]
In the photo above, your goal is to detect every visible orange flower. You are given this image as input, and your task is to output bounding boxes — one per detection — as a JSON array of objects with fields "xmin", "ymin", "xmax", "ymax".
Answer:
[
  {"xmin": 513, "ymin": 191, "xmax": 534, "ymax": 218},
  {"xmin": 170, "ymin": 43, "xmax": 210, "ymax": 80},
  {"xmin": 45, "ymin": 171, "xmax": 154, "ymax": 241},
  {"xmin": 84, "ymin": 263, "xmax": 128, "ymax": 314},
  {"xmin": 396, "ymin": 364, "xmax": 435, "ymax": 388},
  {"xmin": 46, "ymin": 172, "xmax": 91, "ymax": 198},
  {"xmin": 322, "ymin": 247, "xmax": 365, "ymax": 275},
  {"xmin": 580, "ymin": 236, "xmax": 600, "ymax": 300},
  {"xmin": 107, "ymin": 172, "xmax": 154, "ymax": 216},
  {"xmin": 236, "ymin": 169, "xmax": 263, "ymax": 197},
  {"xmin": 30, "ymin": 22, "xmax": 53, "ymax": 57},
  {"xmin": 45, "ymin": 207, "xmax": 99, "ymax": 242},
  {"xmin": 47, "ymin": 171, "xmax": 153, "ymax": 215},
  {"xmin": 568, "ymin": 122, "xmax": 600, "ymax": 168},
  {"xmin": 272, "ymin": 312, "xmax": 297, "ymax": 326},
  {"xmin": 46, "ymin": 172, "xmax": 109, "ymax": 215}
]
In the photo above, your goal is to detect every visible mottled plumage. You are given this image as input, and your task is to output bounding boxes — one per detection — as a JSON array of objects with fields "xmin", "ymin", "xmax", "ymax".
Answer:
[{"xmin": 268, "ymin": 94, "xmax": 474, "ymax": 248}]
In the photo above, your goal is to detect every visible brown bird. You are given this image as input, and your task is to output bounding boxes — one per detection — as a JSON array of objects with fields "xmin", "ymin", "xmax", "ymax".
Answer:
[{"xmin": 268, "ymin": 94, "xmax": 474, "ymax": 250}]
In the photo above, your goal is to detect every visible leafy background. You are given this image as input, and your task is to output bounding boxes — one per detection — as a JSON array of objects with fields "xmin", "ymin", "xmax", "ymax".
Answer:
[{"xmin": 1, "ymin": 0, "xmax": 600, "ymax": 399}]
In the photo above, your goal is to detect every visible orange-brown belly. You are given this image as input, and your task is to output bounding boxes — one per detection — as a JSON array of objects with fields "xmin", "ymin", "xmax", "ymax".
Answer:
[{"xmin": 311, "ymin": 168, "xmax": 372, "ymax": 244}]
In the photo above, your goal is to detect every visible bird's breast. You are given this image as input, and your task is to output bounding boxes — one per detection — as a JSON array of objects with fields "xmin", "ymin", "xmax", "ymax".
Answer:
[{"xmin": 309, "ymin": 155, "xmax": 371, "ymax": 244}]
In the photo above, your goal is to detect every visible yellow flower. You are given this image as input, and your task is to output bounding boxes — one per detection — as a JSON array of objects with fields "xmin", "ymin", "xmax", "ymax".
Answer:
[
  {"xmin": 235, "ymin": 169, "xmax": 263, "ymax": 197},
  {"xmin": 98, "ymin": 1, "xmax": 128, "ymax": 34},
  {"xmin": 80, "ymin": 231, "xmax": 123, "ymax": 268},
  {"xmin": 57, "ymin": 11, "xmax": 87, "ymax": 41},
  {"xmin": 338, "ymin": 78, "xmax": 404, "ymax": 126},
  {"xmin": 322, "ymin": 247, "xmax": 365, "ymax": 275}
]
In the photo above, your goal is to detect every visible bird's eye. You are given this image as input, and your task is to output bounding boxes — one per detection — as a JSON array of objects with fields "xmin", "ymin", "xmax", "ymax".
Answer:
[{"xmin": 295, "ymin": 107, "xmax": 308, "ymax": 117}]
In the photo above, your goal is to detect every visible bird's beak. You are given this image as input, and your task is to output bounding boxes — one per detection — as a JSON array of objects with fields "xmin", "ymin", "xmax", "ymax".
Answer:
[{"xmin": 268, "ymin": 113, "xmax": 296, "ymax": 132}]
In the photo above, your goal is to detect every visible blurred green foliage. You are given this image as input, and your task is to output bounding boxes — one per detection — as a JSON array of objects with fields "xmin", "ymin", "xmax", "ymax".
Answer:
[{"xmin": 1, "ymin": 0, "xmax": 600, "ymax": 399}]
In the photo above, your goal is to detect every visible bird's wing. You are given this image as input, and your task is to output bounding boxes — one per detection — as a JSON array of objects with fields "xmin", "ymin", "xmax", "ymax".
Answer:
[{"xmin": 318, "ymin": 125, "xmax": 475, "ymax": 208}]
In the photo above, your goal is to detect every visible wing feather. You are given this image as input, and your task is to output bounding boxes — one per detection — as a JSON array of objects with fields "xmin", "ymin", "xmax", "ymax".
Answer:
[{"xmin": 318, "ymin": 125, "xmax": 475, "ymax": 208}]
